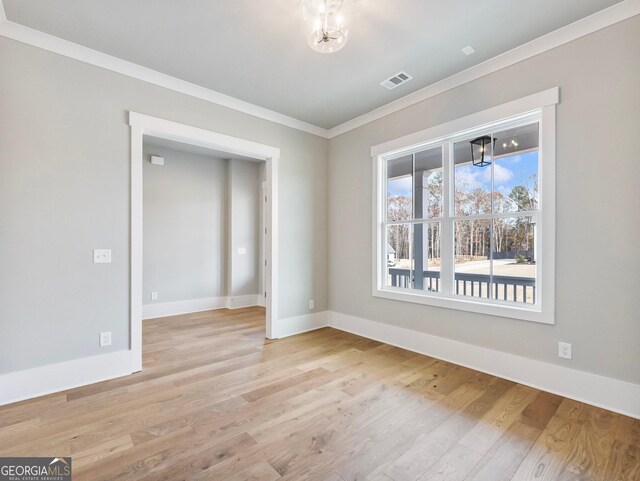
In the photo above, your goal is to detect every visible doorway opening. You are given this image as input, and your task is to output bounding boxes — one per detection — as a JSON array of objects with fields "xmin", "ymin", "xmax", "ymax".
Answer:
[{"xmin": 129, "ymin": 112, "xmax": 279, "ymax": 372}]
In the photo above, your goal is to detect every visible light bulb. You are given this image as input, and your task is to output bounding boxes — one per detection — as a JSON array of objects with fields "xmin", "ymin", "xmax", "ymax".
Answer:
[{"xmin": 302, "ymin": 0, "xmax": 349, "ymax": 53}]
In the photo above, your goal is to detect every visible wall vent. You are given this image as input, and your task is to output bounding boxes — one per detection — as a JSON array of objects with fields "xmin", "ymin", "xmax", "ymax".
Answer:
[{"xmin": 380, "ymin": 71, "xmax": 413, "ymax": 90}]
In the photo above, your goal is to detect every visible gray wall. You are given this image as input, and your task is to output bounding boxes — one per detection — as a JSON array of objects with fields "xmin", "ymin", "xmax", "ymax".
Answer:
[
  {"xmin": 228, "ymin": 159, "xmax": 261, "ymax": 297},
  {"xmin": 1, "ymin": 17, "xmax": 637, "ymax": 387},
  {"xmin": 328, "ymin": 17, "xmax": 640, "ymax": 384},
  {"xmin": 0, "ymin": 36, "xmax": 328, "ymax": 374},
  {"xmin": 142, "ymin": 146, "xmax": 228, "ymax": 304}
]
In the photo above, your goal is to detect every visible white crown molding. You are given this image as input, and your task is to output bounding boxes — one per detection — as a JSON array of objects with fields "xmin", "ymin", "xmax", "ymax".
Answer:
[
  {"xmin": 0, "ymin": 17, "xmax": 328, "ymax": 139},
  {"xmin": 328, "ymin": 311, "xmax": 640, "ymax": 420},
  {"xmin": 327, "ymin": 0, "xmax": 640, "ymax": 138},
  {"xmin": 0, "ymin": 1, "xmax": 638, "ymax": 136}
]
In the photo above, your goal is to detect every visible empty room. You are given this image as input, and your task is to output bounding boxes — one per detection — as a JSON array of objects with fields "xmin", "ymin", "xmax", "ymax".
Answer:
[{"xmin": 0, "ymin": 1, "xmax": 639, "ymax": 480}]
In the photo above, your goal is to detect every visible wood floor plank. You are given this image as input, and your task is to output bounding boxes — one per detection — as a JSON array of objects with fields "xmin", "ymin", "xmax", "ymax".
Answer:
[
  {"xmin": 221, "ymin": 460, "xmax": 281, "ymax": 481},
  {"xmin": 383, "ymin": 378, "xmax": 513, "ymax": 481},
  {"xmin": 553, "ymin": 404, "xmax": 620, "ymax": 480},
  {"xmin": 463, "ymin": 421, "xmax": 542, "ymax": 481},
  {"xmin": 518, "ymin": 391, "xmax": 564, "ymax": 431},
  {"xmin": 457, "ymin": 384, "xmax": 538, "ymax": 456},
  {"xmin": 510, "ymin": 399, "xmax": 585, "ymax": 481},
  {"xmin": 416, "ymin": 444, "xmax": 482, "ymax": 481},
  {"xmin": 603, "ymin": 440, "xmax": 640, "ymax": 481},
  {"xmin": 0, "ymin": 307, "xmax": 636, "ymax": 481}
]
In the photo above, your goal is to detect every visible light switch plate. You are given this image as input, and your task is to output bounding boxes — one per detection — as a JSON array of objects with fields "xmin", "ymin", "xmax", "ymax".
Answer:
[
  {"xmin": 93, "ymin": 249, "xmax": 112, "ymax": 264},
  {"xmin": 100, "ymin": 331, "xmax": 112, "ymax": 347},
  {"xmin": 237, "ymin": 247, "xmax": 247, "ymax": 255}
]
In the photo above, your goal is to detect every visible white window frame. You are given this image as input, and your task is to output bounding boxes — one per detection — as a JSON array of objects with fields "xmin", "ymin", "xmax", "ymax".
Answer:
[{"xmin": 371, "ymin": 88, "xmax": 558, "ymax": 324}]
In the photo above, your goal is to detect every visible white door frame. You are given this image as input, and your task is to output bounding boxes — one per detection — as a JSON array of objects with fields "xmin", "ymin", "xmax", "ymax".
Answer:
[
  {"xmin": 260, "ymin": 180, "xmax": 267, "ymax": 307},
  {"xmin": 128, "ymin": 112, "xmax": 279, "ymax": 372}
]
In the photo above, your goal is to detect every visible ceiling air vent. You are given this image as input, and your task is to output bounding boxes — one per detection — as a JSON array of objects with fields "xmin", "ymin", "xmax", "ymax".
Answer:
[{"xmin": 381, "ymin": 71, "xmax": 413, "ymax": 90}]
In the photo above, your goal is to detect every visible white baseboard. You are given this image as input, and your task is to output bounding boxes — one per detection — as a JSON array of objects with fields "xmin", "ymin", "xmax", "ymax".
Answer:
[
  {"xmin": 143, "ymin": 295, "xmax": 263, "ymax": 319},
  {"xmin": 0, "ymin": 350, "xmax": 133, "ymax": 407},
  {"xmin": 327, "ymin": 311, "xmax": 640, "ymax": 419},
  {"xmin": 276, "ymin": 311, "xmax": 329, "ymax": 338},
  {"xmin": 8, "ymin": 310, "xmax": 635, "ymax": 419},
  {"xmin": 228, "ymin": 294, "xmax": 263, "ymax": 310},
  {"xmin": 142, "ymin": 296, "xmax": 228, "ymax": 319},
  {"xmin": 0, "ymin": 310, "xmax": 328, "ymax": 406}
]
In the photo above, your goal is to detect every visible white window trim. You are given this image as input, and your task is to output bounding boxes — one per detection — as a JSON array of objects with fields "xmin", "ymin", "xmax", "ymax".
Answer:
[{"xmin": 371, "ymin": 88, "xmax": 558, "ymax": 324}]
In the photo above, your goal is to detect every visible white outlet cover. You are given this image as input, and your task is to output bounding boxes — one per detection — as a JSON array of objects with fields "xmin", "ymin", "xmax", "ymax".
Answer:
[
  {"xmin": 309, "ymin": 299, "xmax": 315, "ymax": 310},
  {"xmin": 558, "ymin": 341, "xmax": 572, "ymax": 360},
  {"xmin": 151, "ymin": 292, "xmax": 158, "ymax": 301},
  {"xmin": 93, "ymin": 249, "xmax": 112, "ymax": 264},
  {"xmin": 237, "ymin": 247, "xmax": 247, "ymax": 255}
]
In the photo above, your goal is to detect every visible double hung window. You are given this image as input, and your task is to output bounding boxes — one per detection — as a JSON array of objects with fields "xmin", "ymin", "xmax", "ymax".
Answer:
[{"xmin": 373, "ymin": 91, "xmax": 557, "ymax": 324}]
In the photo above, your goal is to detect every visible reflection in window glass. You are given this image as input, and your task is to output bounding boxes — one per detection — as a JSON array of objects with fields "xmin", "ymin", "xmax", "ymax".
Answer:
[
  {"xmin": 492, "ymin": 217, "xmax": 536, "ymax": 303},
  {"xmin": 493, "ymin": 123, "xmax": 539, "ymax": 213},
  {"xmin": 378, "ymin": 114, "xmax": 546, "ymax": 317},
  {"xmin": 386, "ymin": 224, "xmax": 413, "ymax": 289},
  {"xmin": 454, "ymin": 140, "xmax": 492, "ymax": 216},
  {"xmin": 414, "ymin": 147, "xmax": 443, "ymax": 219},
  {"xmin": 414, "ymin": 222, "xmax": 441, "ymax": 292},
  {"xmin": 387, "ymin": 155, "xmax": 412, "ymax": 221},
  {"xmin": 454, "ymin": 219, "xmax": 491, "ymax": 299}
]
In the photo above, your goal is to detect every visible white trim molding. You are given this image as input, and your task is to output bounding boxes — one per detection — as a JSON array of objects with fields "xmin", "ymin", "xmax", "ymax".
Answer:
[
  {"xmin": 142, "ymin": 295, "xmax": 264, "ymax": 319},
  {"xmin": 370, "ymin": 88, "xmax": 559, "ymax": 157},
  {"xmin": 0, "ymin": 351, "xmax": 133, "ymax": 407},
  {"xmin": 142, "ymin": 297, "xmax": 229, "ymax": 320},
  {"xmin": 328, "ymin": 311, "xmax": 640, "ymax": 420},
  {"xmin": 328, "ymin": 1, "xmax": 640, "ymax": 138},
  {"xmin": 228, "ymin": 294, "xmax": 263, "ymax": 310},
  {"xmin": 275, "ymin": 311, "xmax": 329, "ymax": 339},
  {"xmin": 371, "ymin": 88, "xmax": 557, "ymax": 324},
  {"xmin": 0, "ymin": 20, "xmax": 325, "ymax": 138},
  {"xmin": 1, "ymin": 0, "xmax": 638, "ymax": 138},
  {"xmin": 129, "ymin": 112, "xmax": 280, "ymax": 373}
]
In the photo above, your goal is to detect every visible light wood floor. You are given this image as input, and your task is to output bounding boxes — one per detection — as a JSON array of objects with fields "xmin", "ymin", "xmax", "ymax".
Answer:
[{"xmin": 0, "ymin": 307, "xmax": 638, "ymax": 481}]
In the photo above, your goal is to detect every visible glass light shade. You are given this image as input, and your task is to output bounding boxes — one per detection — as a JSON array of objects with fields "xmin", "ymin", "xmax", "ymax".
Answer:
[
  {"xmin": 301, "ymin": 0, "xmax": 349, "ymax": 53},
  {"xmin": 470, "ymin": 135, "xmax": 496, "ymax": 167}
]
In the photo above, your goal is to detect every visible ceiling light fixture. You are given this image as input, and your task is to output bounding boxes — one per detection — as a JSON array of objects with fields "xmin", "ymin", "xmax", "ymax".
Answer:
[{"xmin": 301, "ymin": 0, "xmax": 350, "ymax": 53}]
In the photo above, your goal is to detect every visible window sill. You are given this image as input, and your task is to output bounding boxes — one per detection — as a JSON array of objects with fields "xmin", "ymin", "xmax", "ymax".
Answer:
[{"xmin": 373, "ymin": 287, "xmax": 554, "ymax": 325}]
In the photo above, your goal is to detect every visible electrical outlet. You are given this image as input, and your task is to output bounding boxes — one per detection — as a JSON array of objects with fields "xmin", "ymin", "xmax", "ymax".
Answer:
[
  {"xmin": 309, "ymin": 299, "xmax": 315, "ymax": 310},
  {"xmin": 558, "ymin": 342, "xmax": 572, "ymax": 360},
  {"xmin": 151, "ymin": 292, "xmax": 158, "ymax": 301},
  {"xmin": 100, "ymin": 331, "xmax": 112, "ymax": 347}
]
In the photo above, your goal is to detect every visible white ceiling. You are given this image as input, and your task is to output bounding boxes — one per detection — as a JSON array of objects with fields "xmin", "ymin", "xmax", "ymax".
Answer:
[{"xmin": 3, "ymin": 0, "xmax": 624, "ymax": 129}]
